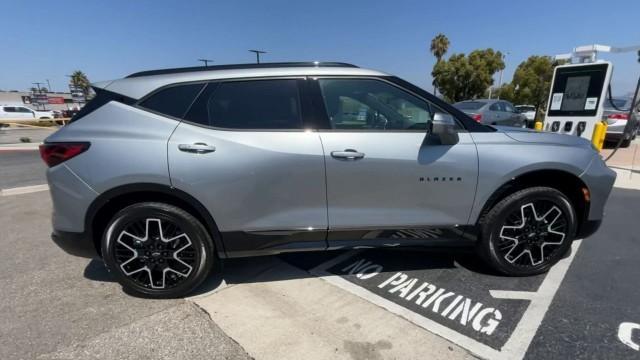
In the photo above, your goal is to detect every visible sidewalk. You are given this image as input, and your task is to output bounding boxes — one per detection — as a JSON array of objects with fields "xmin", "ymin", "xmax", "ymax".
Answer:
[{"xmin": 601, "ymin": 139, "xmax": 640, "ymax": 190}]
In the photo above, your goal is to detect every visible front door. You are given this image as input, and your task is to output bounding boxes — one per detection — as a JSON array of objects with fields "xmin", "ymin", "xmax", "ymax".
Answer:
[
  {"xmin": 167, "ymin": 78, "xmax": 328, "ymax": 256},
  {"xmin": 311, "ymin": 78, "xmax": 478, "ymax": 247}
]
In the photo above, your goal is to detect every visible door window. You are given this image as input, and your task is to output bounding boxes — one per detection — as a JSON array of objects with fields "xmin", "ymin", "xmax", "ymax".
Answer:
[
  {"xmin": 503, "ymin": 102, "xmax": 516, "ymax": 113},
  {"xmin": 185, "ymin": 79, "xmax": 302, "ymax": 129},
  {"xmin": 16, "ymin": 107, "xmax": 33, "ymax": 113},
  {"xmin": 317, "ymin": 78, "xmax": 454, "ymax": 131},
  {"xmin": 489, "ymin": 102, "xmax": 503, "ymax": 111},
  {"xmin": 3, "ymin": 107, "xmax": 16, "ymax": 112}
]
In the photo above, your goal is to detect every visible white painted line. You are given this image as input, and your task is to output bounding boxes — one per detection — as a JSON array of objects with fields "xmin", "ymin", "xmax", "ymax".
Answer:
[
  {"xmin": 494, "ymin": 239, "xmax": 582, "ymax": 360},
  {"xmin": 0, "ymin": 146, "xmax": 40, "ymax": 151},
  {"xmin": 310, "ymin": 239, "xmax": 583, "ymax": 360},
  {"xmin": 0, "ymin": 184, "xmax": 49, "ymax": 196},
  {"xmin": 618, "ymin": 322, "xmax": 640, "ymax": 351},
  {"xmin": 489, "ymin": 290, "xmax": 538, "ymax": 300}
]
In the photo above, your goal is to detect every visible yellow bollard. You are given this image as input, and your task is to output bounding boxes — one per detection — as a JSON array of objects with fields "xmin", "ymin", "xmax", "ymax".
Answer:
[
  {"xmin": 534, "ymin": 121, "xmax": 543, "ymax": 131},
  {"xmin": 591, "ymin": 121, "xmax": 607, "ymax": 151}
]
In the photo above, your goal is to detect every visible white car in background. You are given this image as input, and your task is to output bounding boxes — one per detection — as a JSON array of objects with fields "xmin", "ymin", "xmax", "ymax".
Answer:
[
  {"xmin": 515, "ymin": 105, "xmax": 536, "ymax": 125},
  {"xmin": 0, "ymin": 105, "xmax": 54, "ymax": 121}
]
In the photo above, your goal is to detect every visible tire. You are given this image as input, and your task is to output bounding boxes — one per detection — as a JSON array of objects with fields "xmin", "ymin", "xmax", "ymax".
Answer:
[
  {"xmin": 621, "ymin": 139, "xmax": 631, "ymax": 148},
  {"xmin": 477, "ymin": 187, "xmax": 577, "ymax": 276},
  {"xmin": 102, "ymin": 202, "xmax": 215, "ymax": 298}
]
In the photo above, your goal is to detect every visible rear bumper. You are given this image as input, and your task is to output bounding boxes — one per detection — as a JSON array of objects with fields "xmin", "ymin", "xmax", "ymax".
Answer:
[{"xmin": 51, "ymin": 230, "xmax": 98, "ymax": 258}]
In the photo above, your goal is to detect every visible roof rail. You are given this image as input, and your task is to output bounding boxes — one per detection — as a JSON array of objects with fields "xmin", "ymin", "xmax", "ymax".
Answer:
[{"xmin": 125, "ymin": 62, "xmax": 359, "ymax": 78}]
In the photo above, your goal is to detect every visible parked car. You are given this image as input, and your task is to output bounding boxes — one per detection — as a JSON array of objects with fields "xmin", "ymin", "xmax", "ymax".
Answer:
[
  {"xmin": 603, "ymin": 97, "xmax": 640, "ymax": 148},
  {"xmin": 0, "ymin": 104, "xmax": 53, "ymax": 120},
  {"xmin": 453, "ymin": 99, "xmax": 527, "ymax": 128},
  {"xmin": 42, "ymin": 62, "xmax": 615, "ymax": 298},
  {"xmin": 515, "ymin": 105, "xmax": 536, "ymax": 126},
  {"xmin": 0, "ymin": 105, "xmax": 54, "ymax": 120}
]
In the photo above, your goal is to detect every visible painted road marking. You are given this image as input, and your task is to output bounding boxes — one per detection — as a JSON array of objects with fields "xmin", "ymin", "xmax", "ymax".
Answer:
[
  {"xmin": 0, "ymin": 184, "xmax": 49, "ymax": 196},
  {"xmin": 311, "ymin": 240, "xmax": 582, "ymax": 360},
  {"xmin": 618, "ymin": 322, "xmax": 640, "ymax": 351}
]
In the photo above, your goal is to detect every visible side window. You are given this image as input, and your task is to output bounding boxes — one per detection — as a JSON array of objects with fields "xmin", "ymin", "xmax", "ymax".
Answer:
[
  {"xmin": 317, "ymin": 78, "xmax": 454, "ymax": 131},
  {"xmin": 140, "ymin": 83, "xmax": 205, "ymax": 119},
  {"xmin": 4, "ymin": 107, "xmax": 16, "ymax": 112},
  {"xmin": 17, "ymin": 107, "xmax": 33, "ymax": 113},
  {"xmin": 185, "ymin": 79, "xmax": 302, "ymax": 129},
  {"xmin": 503, "ymin": 102, "xmax": 516, "ymax": 113},
  {"xmin": 489, "ymin": 103, "xmax": 501, "ymax": 111}
]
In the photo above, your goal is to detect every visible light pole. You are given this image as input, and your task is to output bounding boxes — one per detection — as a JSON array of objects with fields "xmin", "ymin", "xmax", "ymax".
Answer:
[
  {"xmin": 46, "ymin": 79, "xmax": 52, "ymax": 92},
  {"xmin": 32, "ymin": 82, "xmax": 44, "ymax": 110},
  {"xmin": 249, "ymin": 49, "xmax": 266, "ymax": 64},
  {"xmin": 198, "ymin": 59, "xmax": 213, "ymax": 67},
  {"xmin": 497, "ymin": 52, "xmax": 509, "ymax": 99}
]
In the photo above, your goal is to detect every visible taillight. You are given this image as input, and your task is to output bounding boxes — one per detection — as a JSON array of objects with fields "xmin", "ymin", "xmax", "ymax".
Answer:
[
  {"xmin": 471, "ymin": 114, "xmax": 482, "ymax": 122},
  {"xmin": 607, "ymin": 113, "xmax": 629, "ymax": 120},
  {"xmin": 39, "ymin": 142, "xmax": 90, "ymax": 167}
]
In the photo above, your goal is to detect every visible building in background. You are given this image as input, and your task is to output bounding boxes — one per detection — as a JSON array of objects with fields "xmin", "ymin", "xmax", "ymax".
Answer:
[{"xmin": 0, "ymin": 90, "xmax": 83, "ymax": 111}]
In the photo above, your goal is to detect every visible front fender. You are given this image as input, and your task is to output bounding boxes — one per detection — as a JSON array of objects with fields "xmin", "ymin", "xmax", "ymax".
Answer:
[{"xmin": 468, "ymin": 132, "xmax": 594, "ymax": 223}]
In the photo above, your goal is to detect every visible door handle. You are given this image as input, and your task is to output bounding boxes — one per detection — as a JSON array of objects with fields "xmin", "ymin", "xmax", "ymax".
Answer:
[
  {"xmin": 331, "ymin": 149, "xmax": 365, "ymax": 160},
  {"xmin": 178, "ymin": 143, "xmax": 216, "ymax": 154}
]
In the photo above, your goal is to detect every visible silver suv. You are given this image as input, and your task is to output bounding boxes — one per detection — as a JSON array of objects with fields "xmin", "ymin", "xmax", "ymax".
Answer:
[{"xmin": 41, "ymin": 62, "xmax": 616, "ymax": 298}]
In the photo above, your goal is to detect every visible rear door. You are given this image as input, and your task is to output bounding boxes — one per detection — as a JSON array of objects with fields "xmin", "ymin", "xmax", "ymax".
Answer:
[
  {"xmin": 311, "ymin": 77, "xmax": 478, "ymax": 247},
  {"xmin": 502, "ymin": 102, "xmax": 522, "ymax": 126},
  {"xmin": 488, "ymin": 102, "xmax": 506, "ymax": 125},
  {"xmin": 165, "ymin": 78, "xmax": 328, "ymax": 256}
]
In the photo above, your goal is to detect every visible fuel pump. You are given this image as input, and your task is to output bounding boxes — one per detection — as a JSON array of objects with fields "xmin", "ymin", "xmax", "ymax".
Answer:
[
  {"xmin": 542, "ymin": 44, "xmax": 640, "ymax": 156},
  {"xmin": 544, "ymin": 61, "xmax": 612, "ymax": 140}
]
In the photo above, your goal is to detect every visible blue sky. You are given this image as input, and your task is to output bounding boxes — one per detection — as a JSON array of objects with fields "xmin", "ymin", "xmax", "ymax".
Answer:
[{"xmin": 2, "ymin": 0, "xmax": 639, "ymax": 96}]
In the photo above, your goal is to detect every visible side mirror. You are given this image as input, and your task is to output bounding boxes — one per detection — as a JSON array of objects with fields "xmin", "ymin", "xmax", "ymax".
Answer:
[{"xmin": 429, "ymin": 113, "xmax": 459, "ymax": 145}]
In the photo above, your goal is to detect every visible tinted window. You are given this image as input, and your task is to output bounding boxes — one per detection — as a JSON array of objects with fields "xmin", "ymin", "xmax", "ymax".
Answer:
[
  {"xmin": 318, "ymin": 78, "xmax": 452, "ymax": 131},
  {"xmin": 17, "ymin": 107, "xmax": 33, "ymax": 113},
  {"xmin": 503, "ymin": 102, "xmax": 516, "ymax": 113},
  {"xmin": 489, "ymin": 102, "xmax": 504, "ymax": 111},
  {"xmin": 186, "ymin": 79, "xmax": 302, "ymax": 129},
  {"xmin": 454, "ymin": 101, "xmax": 485, "ymax": 110},
  {"xmin": 3, "ymin": 107, "xmax": 16, "ymax": 112},
  {"xmin": 604, "ymin": 98, "xmax": 628, "ymax": 110},
  {"xmin": 140, "ymin": 83, "xmax": 205, "ymax": 119}
]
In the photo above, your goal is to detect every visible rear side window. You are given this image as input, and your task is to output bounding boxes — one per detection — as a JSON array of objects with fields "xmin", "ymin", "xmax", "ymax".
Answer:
[
  {"xmin": 185, "ymin": 79, "xmax": 302, "ymax": 129},
  {"xmin": 139, "ymin": 83, "xmax": 205, "ymax": 119},
  {"xmin": 70, "ymin": 88, "xmax": 136, "ymax": 123}
]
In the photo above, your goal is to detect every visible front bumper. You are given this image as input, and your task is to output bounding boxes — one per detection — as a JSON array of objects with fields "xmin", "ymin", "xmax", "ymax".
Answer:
[{"xmin": 51, "ymin": 230, "xmax": 98, "ymax": 258}]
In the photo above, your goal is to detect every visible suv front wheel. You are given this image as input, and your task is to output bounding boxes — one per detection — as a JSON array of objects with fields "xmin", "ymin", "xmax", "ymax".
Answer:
[
  {"xmin": 478, "ymin": 187, "xmax": 577, "ymax": 276},
  {"xmin": 102, "ymin": 202, "xmax": 215, "ymax": 298}
]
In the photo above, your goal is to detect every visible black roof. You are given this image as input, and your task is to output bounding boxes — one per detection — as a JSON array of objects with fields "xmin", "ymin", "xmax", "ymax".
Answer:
[{"xmin": 125, "ymin": 62, "xmax": 359, "ymax": 78}]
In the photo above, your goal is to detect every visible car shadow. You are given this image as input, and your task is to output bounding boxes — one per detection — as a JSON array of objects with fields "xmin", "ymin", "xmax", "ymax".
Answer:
[{"xmin": 82, "ymin": 245, "xmax": 503, "ymax": 298}]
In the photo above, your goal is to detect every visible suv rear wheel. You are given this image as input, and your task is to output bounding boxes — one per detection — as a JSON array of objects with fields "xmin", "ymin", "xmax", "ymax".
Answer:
[
  {"xmin": 478, "ymin": 187, "xmax": 577, "ymax": 276},
  {"xmin": 102, "ymin": 202, "xmax": 215, "ymax": 298}
]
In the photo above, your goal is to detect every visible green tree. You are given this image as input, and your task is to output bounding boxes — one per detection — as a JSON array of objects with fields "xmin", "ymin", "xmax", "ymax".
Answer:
[
  {"xmin": 70, "ymin": 70, "xmax": 91, "ymax": 97},
  {"xmin": 430, "ymin": 33, "xmax": 450, "ymax": 94},
  {"xmin": 432, "ymin": 49, "xmax": 505, "ymax": 102},
  {"xmin": 498, "ymin": 56, "xmax": 563, "ymax": 120}
]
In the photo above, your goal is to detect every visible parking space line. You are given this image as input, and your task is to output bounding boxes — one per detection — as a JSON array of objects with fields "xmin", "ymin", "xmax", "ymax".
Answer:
[
  {"xmin": 489, "ymin": 290, "xmax": 537, "ymax": 300},
  {"xmin": 0, "ymin": 184, "xmax": 49, "ymax": 196}
]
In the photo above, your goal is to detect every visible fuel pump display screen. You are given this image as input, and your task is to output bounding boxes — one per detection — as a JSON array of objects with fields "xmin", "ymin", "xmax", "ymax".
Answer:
[
  {"xmin": 547, "ymin": 63, "xmax": 609, "ymax": 117},
  {"xmin": 561, "ymin": 76, "xmax": 590, "ymax": 111}
]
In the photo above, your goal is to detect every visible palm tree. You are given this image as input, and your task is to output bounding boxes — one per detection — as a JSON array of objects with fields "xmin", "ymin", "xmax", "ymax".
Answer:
[
  {"xmin": 70, "ymin": 70, "xmax": 91, "ymax": 98},
  {"xmin": 430, "ymin": 33, "xmax": 450, "ymax": 94}
]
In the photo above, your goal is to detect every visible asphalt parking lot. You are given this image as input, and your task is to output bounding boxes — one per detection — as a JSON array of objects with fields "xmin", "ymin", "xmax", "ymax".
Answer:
[{"xmin": 1, "ymin": 128, "xmax": 640, "ymax": 359}]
